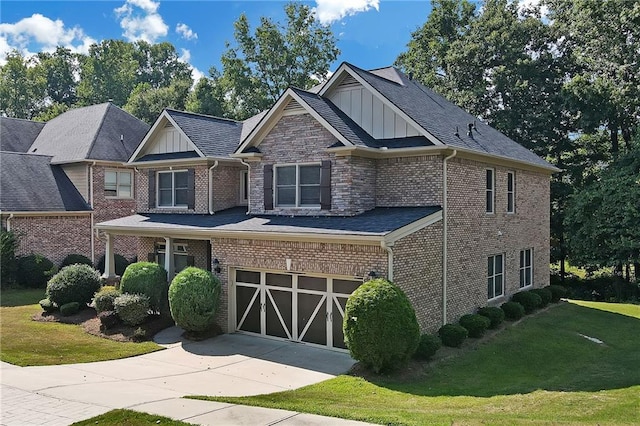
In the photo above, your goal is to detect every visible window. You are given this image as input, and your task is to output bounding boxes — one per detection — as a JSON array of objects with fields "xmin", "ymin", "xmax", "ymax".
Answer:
[
  {"xmin": 486, "ymin": 169, "xmax": 495, "ymax": 213},
  {"xmin": 507, "ymin": 171, "xmax": 515, "ymax": 213},
  {"xmin": 240, "ymin": 170, "xmax": 249, "ymax": 204},
  {"xmin": 275, "ymin": 164, "xmax": 321, "ymax": 207},
  {"xmin": 158, "ymin": 170, "xmax": 188, "ymax": 207},
  {"xmin": 519, "ymin": 249, "xmax": 533, "ymax": 288},
  {"xmin": 487, "ymin": 254, "xmax": 504, "ymax": 300},
  {"xmin": 156, "ymin": 243, "xmax": 190, "ymax": 275},
  {"xmin": 105, "ymin": 170, "xmax": 132, "ymax": 198}
]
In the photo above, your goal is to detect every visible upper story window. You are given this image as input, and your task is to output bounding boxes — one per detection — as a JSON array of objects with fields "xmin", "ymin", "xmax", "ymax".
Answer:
[
  {"xmin": 105, "ymin": 170, "xmax": 132, "ymax": 198},
  {"xmin": 507, "ymin": 171, "xmax": 515, "ymax": 213},
  {"xmin": 519, "ymin": 248, "xmax": 533, "ymax": 288},
  {"xmin": 487, "ymin": 254, "xmax": 504, "ymax": 300},
  {"xmin": 158, "ymin": 170, "xmax": 188, "ymax": 207},
  {"xmin": 486, "ymin": 168, "xmax": 495, "ymax": 214},
  {"xmin": 275, "ymin": 164, "xmax": 321, "ymax": 207}
]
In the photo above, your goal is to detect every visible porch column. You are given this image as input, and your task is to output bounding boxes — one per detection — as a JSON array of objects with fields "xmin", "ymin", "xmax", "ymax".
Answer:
[
  {"xmin": 103, "ymin": 233, "xmax": 115, "ymax": 278},
  {"xmin": 164, "ymin": 236, "xmax": 174, "ymax": 281}
]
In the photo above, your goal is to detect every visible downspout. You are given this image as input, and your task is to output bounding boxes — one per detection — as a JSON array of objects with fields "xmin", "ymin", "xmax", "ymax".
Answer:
[
  {"xmin": 6, "ymin": 213, "xmax": 14, "ymax": 232},
  {"xmin": 240, "ymin": 159, "xmax": 251, "ymax": 214},
  {"xmin": 89, "ymin": 161, "xmax": 96, "ymax": 264},
  {"xmin": 208, "ymin": 161, "xmax": 219, "ymax": 215},
  {"xmin": 442, "ymin": 149, "xmax": 457, "ymax": 325},
  {"xmin": 381, "ymin": 240, "xmax": 394, "ymax": 281}
]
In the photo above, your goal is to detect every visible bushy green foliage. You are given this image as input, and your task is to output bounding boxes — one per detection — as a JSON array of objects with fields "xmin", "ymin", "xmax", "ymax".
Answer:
[
  {"xmin": 459, "ymin": 314, "xmax": 491, "ymax": 338},
  {"xmin": 17, "ymin": 254, "xmax": 57, "ymax": 288},
  {"xmin": 547, "ymin": 285, "xmax": 568, "ymax": 302},
  {"xmin": 415, "ymin": 334, "xmax": 441, "ymax": 360},
  {"xmin": 113, "ymin": 293, "xmax": 149, "ymax": 326},
  {"xmin": 98, "ymin": 310, "xmax": 120, "ymax": 330},
  {"xmin": 344, "ymin": 278, "xmax": 420, "ymax": 373},
  {"xmin": 168, "ymin": 267, "xmax": 221, "ymax": 332},
  {"xmin": 120, "ymin": 262, "xmax": 168, "ymax": 314},
  {"xmin": 46, "ymin": 264, "xmax": 101, "ymax": 306},
  {"xmin": 96, "ymin": 254, "xmax": 130, "ymax": 277},
  {"xmin": 531, "ymin": 287, "xmax": 552, "ymax": 308},
  {"xmin": 59, "ymin": 301, "xmax": 80, "ymax": 316},
  {"xmin": 93, "ymin": 287, "xmax": 121, "ymax": 313},
  {"xmin": 39, "ymin": 298, "xmax": 57, "ymax": 313},
  {"xmin": 501, "ymin": 301, "xmax": 525, "ymax": 320},
  {"xmin": 60, "ymin": 253, "xmax": 93, "ymax": 268},
  {"xmin": 511, "ymin": 291, "xmax": 542, "ymax": 314},
  {"xmin": 477, "ymin": 306, "xmax": 505, "ymax": 329},
  {"xmin": 438, "ymin": 323, "xmax": 468, "ymax": 347},
  {"xmin": 1, "ymin": 228, "xmax": 19, "ymax": 287}
]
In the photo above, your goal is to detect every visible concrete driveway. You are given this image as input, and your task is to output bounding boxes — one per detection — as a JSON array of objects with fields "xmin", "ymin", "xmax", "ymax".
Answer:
[{"xmin": 0, "ymin": 328, "xmax": 368, "ymax": 425}]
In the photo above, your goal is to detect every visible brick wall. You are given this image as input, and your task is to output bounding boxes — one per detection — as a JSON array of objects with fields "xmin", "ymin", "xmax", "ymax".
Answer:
[
  {"xmin": 212, "ymin": 164, "xmax": 245, "ymax": 211},
  {"xmin": 376, "ymin": 155, "xmax": 443, "ymax": 206},
  {"xmin": 136, "ymin": 164, "xmax": 209, "ymax": 214}
]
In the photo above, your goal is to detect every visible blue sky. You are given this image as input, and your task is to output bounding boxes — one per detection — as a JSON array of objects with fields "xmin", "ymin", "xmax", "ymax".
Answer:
[{"xmin": 0, "ymin": 0, "xmax": 437, "ymax": 82}]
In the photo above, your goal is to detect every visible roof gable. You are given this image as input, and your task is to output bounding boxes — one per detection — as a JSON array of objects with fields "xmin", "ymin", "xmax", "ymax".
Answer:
[{"xmin": 0, "ymin": 117, "xmax": 45, "ymax": 153}]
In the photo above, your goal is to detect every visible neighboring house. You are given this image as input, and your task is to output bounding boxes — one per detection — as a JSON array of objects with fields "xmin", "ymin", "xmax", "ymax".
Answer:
[
  {"xmin": 97, "ymin": 62, "xmax": 558, "ymax": 351},
  {"xmin": 0, "ymin": 103, "xmax": 149, "ymax": 266}
]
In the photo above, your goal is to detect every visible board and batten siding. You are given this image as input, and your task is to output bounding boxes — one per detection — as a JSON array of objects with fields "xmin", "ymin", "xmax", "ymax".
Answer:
[
  {"xmin": 61, "ymin": 163, "xmax": 89, "ymax": 201},
  {"xmin": 143, "ymin": 124, "xmax": 194, "ymax": 155},
  {"xmin": 328, "ymin": 79, "xmax": 421, "ymax": 139}
]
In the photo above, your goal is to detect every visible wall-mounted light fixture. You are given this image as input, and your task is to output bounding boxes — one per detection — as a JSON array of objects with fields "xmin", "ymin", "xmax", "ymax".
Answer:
[
  {"xmin": 213, "ymin": 258, "xmax": 221, "ymax": 273},
  {"xmin": 368, "ymin": 270, "xmax": 378, "ymax": 279}
]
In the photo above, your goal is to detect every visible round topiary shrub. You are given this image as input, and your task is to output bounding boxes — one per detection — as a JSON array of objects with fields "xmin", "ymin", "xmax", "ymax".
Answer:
[
  {"xmin": 96, "ymin": 253, "xmax": 130, "ymax": 277},
  {"xmin": 113, "ymin": 293, "xmax": 149, "ymax": 326},
  {"xmin": 93, "ymin": 287, "xmax": 121, "ymax": 313},
  {"xmin": 98, "ymin": 310, "xmax": 120, "ymax": 330},
  {"xmin": 459, "ymin": 314, "xmax": 491, "ymax": 338},
  {"xmin": 39, "ymin": 298, "xmax": 57, "ymax": 313},
  {"xmin": 343, "ymin": 278, "xmax": 420, "ymax": 373},
  {"xmin": 511, "ymin": 291, "xmax": 542, "ymax": 314},
  {"xmin": 46, "ymin": 264, "xmax": 101, "ymax": 306},
  {"xmin": 120, "ymin": 262, "xmax": 168, "ymax": 314},
  {"xmin": 415, "ymin": 334, "xmax": 441, "ymax": 360},
  {"xmin": 17, "ymin": 254, "xmax": 57, "ymax": 288},
  {"xmin": 169, "ymin": 267, "xmax": 221, "ymax": 333},
  {"xmin": 59, "ymin": 301, "xmax": 80, "ymax": 316},
  {"xmin": 547, "ymin": 285, "xmax": 568, "ymax": 303},
  {"xmin": 438, "ymin": 323, "xmax": 468, "ymax": 347},
  {"xmin": 501, "ymin": 301, "xmax": 525, "ymax": 320},
  {"xmin": 60, "ymin": 253, "xmax": 93, "ymax": 269},
  {"xmin": 477, "ymin": 306, "xmax": 505, "ymax": 329},
  {"xmin": 531, "ymin": 288, "xmax": 552, "ymax": 308}
]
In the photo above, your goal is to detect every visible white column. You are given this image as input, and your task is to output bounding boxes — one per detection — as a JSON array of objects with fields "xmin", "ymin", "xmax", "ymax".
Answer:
[
  {"xmin": 164, "ymin": 236, "xmax": 174, "ymax": 281},
  {"xmin": 103, "ymin": 233, "xmax": 115, "ymax": 278}
]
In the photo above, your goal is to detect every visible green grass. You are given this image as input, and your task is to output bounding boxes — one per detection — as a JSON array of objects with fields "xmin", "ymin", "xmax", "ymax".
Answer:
[
  {"xmin": 72, "ymin": 409, "xmax": 195, "ymax": 425},
  {"xmin": 0, "ymin": 288, "xmax": 47, "ymax": 307},
  {"xmin": 0, "ymin": 289, "xmax": 163, "ymax": 366},
  {"xmin": 192, "ymin": 301, "xmax": 640, "ymax": 425}
]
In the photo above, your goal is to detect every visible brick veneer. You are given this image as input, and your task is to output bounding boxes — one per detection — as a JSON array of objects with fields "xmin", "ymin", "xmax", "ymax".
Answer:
[{"xmin": 376, "ymin": 155, "xmax": 443, "ymax": 206}]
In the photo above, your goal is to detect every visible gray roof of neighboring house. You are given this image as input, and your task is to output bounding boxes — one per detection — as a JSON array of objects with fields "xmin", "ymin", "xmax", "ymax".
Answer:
[
  {"xmin": 0, "ymin": 152, "xmax": 91, "ymax": 212},
  {"xmin": 0, "ymin": 117, "xmax": 45, "ymax": 153},
  {"xmin": 28, "ymin": 103, "xmax": 149, "ymax": 163},
  {"xmin": 97, "ymin": 206, "xmax": 441, "ymax": 237},
  {"xmin": 165, "ymin": 109, "xmax": 242, "ymax": 158}
]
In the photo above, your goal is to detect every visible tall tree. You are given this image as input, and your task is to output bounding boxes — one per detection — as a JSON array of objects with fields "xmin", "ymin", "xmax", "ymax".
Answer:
[
  {"xmin": 0, "ymin": 51, "xmax": 44, "ymax": 119},
  {"xmin": 133, "ymin": 41, "xmax": 192, "ymax": 89},
  {"xmin": 124, "ymin": 80, "xmax": 191, "ymax": 124},
  {"xmin": 185, "ymin": 72, "xmax": 225, "ymax": 117},
  {"xmin": 35, "ymin": 47, "xmax": 79, "ymax": 106}
]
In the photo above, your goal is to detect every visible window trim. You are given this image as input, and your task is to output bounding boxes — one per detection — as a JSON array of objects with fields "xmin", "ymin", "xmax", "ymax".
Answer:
[
  {"xmin": 487, "ymin": 253, "xmax": 504, "ymax": 301},
  {"xmin": 274, "ymin": 162, "xmax": 322, "ymax": 209},
  {"xmin": 486, "ymin": 168, "xmax": 495, "ymax": 214},
  {"xmin": 156, "ymin": 169, "xmax": 189, "ymax": 208},
  {"xmin": 519, "ymin": 248, "xmax": 533, "ymax": 289},
  {"xmin": 507, "ymin": 171, "xmax": 515, "ymax": 214},
  {"xmin": 240, "ymin": 170, "xmax": 249, "ymax": 205},
  {"xmin": 104, "ymin": 169, "xmax": 133, "ymax": 199}
]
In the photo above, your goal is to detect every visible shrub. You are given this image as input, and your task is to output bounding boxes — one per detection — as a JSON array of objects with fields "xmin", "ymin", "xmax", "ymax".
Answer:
[
  {"xmin": 93, "ymin": 287, "xmax": 121, "ymax": 313},
  {"xmin": 46, "ymin": 264, "xmax": 101, "ymax": 306},
  {"xmin": 511, "ymin": 291, "xmax": 542, "ymax": 314},
  {"xmin": 60, "ymin": 254, "xmax": 93, "ymax": 268},
  {"xmin": 0, "ymin": 228, "xmax": 19, "ymax": 287},
  {"xmin": 501, "ymin": 301, "xmax": 525, "ymax": 320},
  {"xmin": 133, "ymin": 327, "xmax": 147, "ymax": 341},
  {"xmin": 531, "ymin": 287, "xmax": 552, "ymax": 308},
  {"xmin": 59, "ymin": 302, "xmax": 80, "ymax": 316},
  {"xmin": 169, "ymin": 267, "xmax": 221, "ymax": 333},
  {"xmin": 477, "ymin": 306, "xmax": 505, "ymax": 329},
  {"xmin": 98, "ymin": 310, "xmax": 120, "ymax": 330},
  {"xmin": 438, "ymin": 323, "xmax": 468, "ymax": 347},
  {"xmin": 114, "ymin": 293, "xmax": 150, "ymax": 326},
  {"xmin": 459, "ymin": 314, "xmax": 491, "ymax": 338},
  {"xmin": 120, "ymin": 262, "xmax": 168, "ymax": 314},
  {"xmin": 39, "ymin": 298, "xmax": 57, "ymax": 313},
  {"xmin": 17, "ymin": 254, "xmax": 57, "ymax": 288},
  {"xmin": 96, "ymin": 253, "xmax": 130, "ymax": 277},
  {"xmin": 415, "ymin": 334, "xmax": 441, "ymax": 360},
  {"xmin": 547, "ymin": 285, "xmax": 568, "ymax": 302}
]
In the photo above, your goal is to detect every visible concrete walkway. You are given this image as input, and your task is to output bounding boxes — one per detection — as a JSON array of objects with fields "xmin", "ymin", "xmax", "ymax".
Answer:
[{"xmin": 0, "ymin": 329, "xmax": 372, "ymax": 425}]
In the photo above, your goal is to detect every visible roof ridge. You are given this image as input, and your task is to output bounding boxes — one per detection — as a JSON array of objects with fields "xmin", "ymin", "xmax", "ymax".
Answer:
[
  {"xmin": 0, "ymin": 116, "xmax": 46, "ymax": 124},
  {"xmin": 165, "ymin": 108, "xmax": 241, "ymax": 124},
  {"xmin": 0, "ymin": 150, "xmax": 53, "ymax": 159},
  {"xmin": 85, "ymin": 103, "xmax": 111, "ymax": 160}
]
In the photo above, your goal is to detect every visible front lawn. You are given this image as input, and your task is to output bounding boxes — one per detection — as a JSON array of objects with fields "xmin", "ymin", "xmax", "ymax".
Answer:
[
  {"xmin": 193, "ymin": 301, "xmax": 640, "ymax": 425},
  {"xmin": 72, "ymin": 409, "xmax": 195, "ymax": 425}
]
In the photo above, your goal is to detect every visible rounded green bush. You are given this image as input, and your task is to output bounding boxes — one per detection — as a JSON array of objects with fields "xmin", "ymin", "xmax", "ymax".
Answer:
[
  {"xmin": 547, "ymin": 285, "xmax": 568, "ymax": 303},
  {"xmin": 459, "ymin": 314, "xmax": 491, "ymax": 338},
  {"xmin": 415, "ymin": 334, "xmax": 441, "ymax": 360},
  {"xmin": 477, "ymin": 306, "xmax": 505, "ymax": 329},
  {"xmin": 114, "ymin": 293, "xmax": 149, "ymax": 326},
  {"xmin": 46, "ymin": 264, "xmax": 101, "ymax": 306},
  {"xmin": 93, "ymin": 288, "xmax": 121, "ymax": 313},
  {"xmin": 120, "ymin": 262, "xmax": 168, "ymax": 314},
  {"xmin": 96, "ymin": 254, "xmax": 130, "ymax": 277},
  {"xmin": 60, "ymin": 254, "xmax": 93, "ymax": 268},
  {"xmin": 17, "ymin": 254, "xmax": 57, "ymax": 288},
  {"xmin": 511, "ymin": 291, "xmax": 542, "ymax": 314},
  {"xmin": 531, "ymin": 288, "xmax": 552, "ymax": 308},
  {"xmin": 169, "ymin": 267, "xmax": 221, "ymax": 333},
  {"xmin": 343, "ymin": 278, "xmax": 420, "ymax": 373},
  {"xmin": 501, "ymin": 301, "xmax": 525, "ymax": 320},
  {"xmin": 438, "ymin": 323, "xmax": 468, "ymax": 347},
  {"xmin": 59, "ymin": 301, "xmax": 80, "ymax": 316},
  {"xmin": 39, "ymin": 298, "xmax": 57, "ymax": 313}
]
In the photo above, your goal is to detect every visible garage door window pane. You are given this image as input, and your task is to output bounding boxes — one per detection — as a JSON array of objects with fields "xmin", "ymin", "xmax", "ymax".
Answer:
[
  {"xmin": 236, "ymin": 270, "xmax": 260, "ymax": 284},
  {"xmin": 333, "ymin": 279, "xmax": 361, "ymax": 294},
  {"xmin": 266, "ymin": 273, "xmax": 292, "ymax": 288},
  {"xmin": 298, "ymin": 276, "xmax": 326, "ymax": 291}
]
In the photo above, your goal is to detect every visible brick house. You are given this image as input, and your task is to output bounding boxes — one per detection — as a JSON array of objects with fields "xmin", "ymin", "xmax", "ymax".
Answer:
[
  {"xmin": 97, "ymin": 63, "xmax": 558, "ymax": 350},
  {"xmin": 0, "ymin": 103, "xmax": 149, "ymax": 266}
]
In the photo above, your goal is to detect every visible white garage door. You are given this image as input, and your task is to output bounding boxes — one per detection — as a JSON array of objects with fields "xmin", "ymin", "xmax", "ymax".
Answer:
[{"xmin": 233, "ymin": 269, "xmax": 361, "ymax": 350}]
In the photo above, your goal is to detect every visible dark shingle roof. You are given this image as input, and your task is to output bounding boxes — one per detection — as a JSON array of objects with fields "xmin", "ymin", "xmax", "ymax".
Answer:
[
  {"xmin": 97, "ymin": 206, "xmax": 441, "ymax": 237},
  {"xmin": 0, "ymin": 117, "xmax": 45, "ymax": 153},
  {"xmin": 136, "ymin": 151, "xmax": 201, "ymax": 162},
  {"xmin": 0, "ymin": 152, "xmax": 90, "ymax": 212},
  {"xmin": 165, "ymin": 109, "xmax": 242, "ymax": 157},
  {"xmin": 28, "ymin": 103, "xmax": 149, "ymax": 163}
]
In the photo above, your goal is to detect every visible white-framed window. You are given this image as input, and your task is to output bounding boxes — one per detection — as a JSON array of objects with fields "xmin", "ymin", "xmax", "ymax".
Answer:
[
  {"xmin": 275, "ymin": 163, "xmax": 321, "ymax": 207},
  {"xmin": 507, "ymin": 171, "xmax": 515, "ymax": 213},
  {"xmin": 487, "ymin": 254, "xmax": 504, "ymax": 300},
  {"xmin": 240, "ymin": 170, "xmax": 249, "ymax": 204},
  {"xmin": 156, "ymin": 243, "xmax": 189, "ymax": 275},
  {"xmin": 157, "ymin": 170, "xmax": 188, "ymax": 207},
  {"xmin": 105, "ymin": 170, "xmax": 132, "ymax": 198},
  {"xmin": 519, "ymin": 248, "xmax": 533, "ymax": 288},
  {"xmin": 486, "ymin": 168, "xmax": 495, "ymax": 214}
]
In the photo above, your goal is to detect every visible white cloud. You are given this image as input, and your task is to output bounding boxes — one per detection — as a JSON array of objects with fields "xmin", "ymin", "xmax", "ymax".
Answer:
[
  {"xmin": 114, "ymin": 0, "xmax": 168, "ymax": 43},
  {"xmin": 314, "ymin": 0, "xmax": 379, "ymax": 25},
  {"xmin": 176, "ymin": 23, "xmax": 197, "ymax": 41}
]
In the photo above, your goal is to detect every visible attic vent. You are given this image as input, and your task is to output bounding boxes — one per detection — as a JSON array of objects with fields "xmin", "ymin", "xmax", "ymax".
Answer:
[
  {"xmin": 338, "ymin": 75, "xmax": 359, "ymax": 87},
  {"xmin": 284, "ymin": 100, "xmax": 303, "ymax": 111}
]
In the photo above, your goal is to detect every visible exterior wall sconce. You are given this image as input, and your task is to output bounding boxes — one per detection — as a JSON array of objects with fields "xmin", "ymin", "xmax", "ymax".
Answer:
[
  {"xmin": 368, "ymin": 270, "xmax": 378, "ymax": 279},
  {"xmin": 213, "ymin": 258, "xmax": 221, "ymax": 273}
]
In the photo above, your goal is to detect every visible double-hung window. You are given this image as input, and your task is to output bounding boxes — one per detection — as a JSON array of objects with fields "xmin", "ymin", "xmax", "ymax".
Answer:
[
  {"xmin": 275, "ymin": 164, "xmax": 321, "ymax": 207},
  {"xmin": 158, "ymin": 170, "xmax": 188, "ymax": 207},
  {"xmin": 519, "ymin": 248, "xmax": 533, "ymax": 288},
  {"xmin": 156, "ymin": 243, "xmax": 190, "ymax": 275},
  {"xmin": 105, "ymin": 170, "xmax": 132, "ymax": 198},
  {"xmin": 507, "ymin": 171, "xmax": 515, "ymax": 213},
  {"xmin": 486, "ymin": 168, "xmax": 495, "ymax": 213},
  {"xmin": 487, "ymin": 254, "xmax": 504, "ymax": 300}
]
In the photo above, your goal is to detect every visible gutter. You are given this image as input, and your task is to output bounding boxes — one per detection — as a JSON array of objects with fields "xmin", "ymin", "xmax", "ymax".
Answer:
[
  {"xmin": 90, "ymin": 161, "xmax": 96, "ymax": 264},
  {"xmin": 208, "ymin": 161, "xmax": 219, "ymax": 215},
  {"xmin": 442, "ymin": 149, "xmax": 457, "ymax": 325}
]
